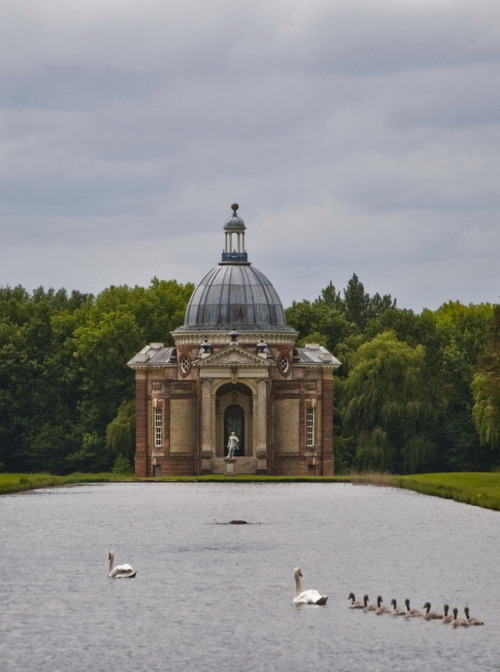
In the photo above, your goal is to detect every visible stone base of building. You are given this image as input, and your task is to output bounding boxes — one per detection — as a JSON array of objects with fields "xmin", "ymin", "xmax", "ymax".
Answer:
[
  {"xmin": 135, "ymin": 454, "xmax": 197, "ymax": 478},
  {"xmin": 272, "ymin": 453, "xmax": 333, "ymax": 477},
  {"xmin": 135, "ymin": 452, "xmax": 333, "ymax": 478}
]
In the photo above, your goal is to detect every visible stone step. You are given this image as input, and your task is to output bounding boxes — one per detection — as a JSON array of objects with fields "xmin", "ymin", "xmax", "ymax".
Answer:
[{"xmin": 211, "ymin": 456, "xmax": 257, "ymax": 474}]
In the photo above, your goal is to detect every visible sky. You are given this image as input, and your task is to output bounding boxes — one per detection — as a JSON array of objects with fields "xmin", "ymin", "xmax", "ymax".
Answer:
[{"xmin": 1, "ymin": 0, "xmax": 500, "ymax": 313}]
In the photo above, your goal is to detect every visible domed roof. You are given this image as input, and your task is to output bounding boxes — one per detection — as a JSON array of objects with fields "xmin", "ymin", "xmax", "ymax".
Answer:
[
  {"xmin": 183, "ymin": 264, "xmax": 290, "ymax": 331},
  {"xmin": 178, "ymin": 205, "xmax": 294, "ymax": 333}
]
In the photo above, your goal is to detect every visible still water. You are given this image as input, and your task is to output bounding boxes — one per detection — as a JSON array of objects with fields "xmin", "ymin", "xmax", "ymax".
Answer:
[{"xmin": 1, "ymin": 482, "xmax": 499, "ymax": 672}]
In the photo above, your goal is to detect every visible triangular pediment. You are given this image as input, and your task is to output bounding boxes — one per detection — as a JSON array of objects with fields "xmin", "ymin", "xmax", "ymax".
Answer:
[{"xmin": 195, "ymin": 343, "xmax": 272, "ymax": 368}]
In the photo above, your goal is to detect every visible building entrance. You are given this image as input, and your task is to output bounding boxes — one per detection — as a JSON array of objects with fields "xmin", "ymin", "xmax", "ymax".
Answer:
[{"xmin": 216, "ymin": 382, "xmax": 253, "ymax": 457}]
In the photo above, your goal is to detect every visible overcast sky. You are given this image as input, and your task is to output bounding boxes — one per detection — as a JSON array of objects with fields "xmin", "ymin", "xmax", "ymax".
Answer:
[{"xmin": 1, "ymin": 0, "xmax": 499, "ymax": 313}]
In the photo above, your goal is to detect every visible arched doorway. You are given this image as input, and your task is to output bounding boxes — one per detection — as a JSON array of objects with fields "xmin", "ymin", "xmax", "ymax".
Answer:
[{"xmin": 216, "ymin": 382, "xmax": 253, "ymax": 457}]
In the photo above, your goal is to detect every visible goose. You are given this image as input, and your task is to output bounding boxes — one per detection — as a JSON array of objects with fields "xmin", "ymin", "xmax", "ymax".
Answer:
[
  {"xmin": 108, "ymin": 550, "xmax": 137, "ymax": 578},
  {"xmin": 423, "ymin": 602, "xmax": 443, "ymax": 620},
  {"xmin": 361, "ymin": 595, "xmax": 370, "ymax": 610},
  {"xmin": 464, "ymin": 607, "xmax": 484, "ymax": 625},
  {"xmin": 442, "ymin": 605, "xmax": 453, "ymax": 624},
  {"xmin": 375, "ymin": 596, "xmax": 392, "ymax": 615},
  {"xmin": 390, "ymin": 599, "xmax": 407, "ymax": 616},
  {"xmin": 363, "ymin": 595, "xmax": 378, "ymax": 612},
  {"xmin": 404, "ymin": 599, "xmax": 424, "ymax": 617},
  {"xmin": 348, "ymin": 593, "xmax": 364, "ymax": 609},
  {"xmin": 451, "ymin": 608, "xmax": 469, "ymax": 627},
  {"xmin": 293, "ymin": 568, "xmax": 328, "ymax": 605}
]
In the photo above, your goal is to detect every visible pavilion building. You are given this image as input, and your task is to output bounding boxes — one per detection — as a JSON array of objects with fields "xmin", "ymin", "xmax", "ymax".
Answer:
[{"xmin": 128, "ymin": 204, "xmax": 341, "ymax": 476}]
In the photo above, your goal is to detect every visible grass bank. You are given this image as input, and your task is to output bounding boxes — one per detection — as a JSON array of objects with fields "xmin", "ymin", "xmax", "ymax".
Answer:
[
  {"xmin": 351, "ymin": 472, "xmax": 500, "ymax": 511},
  {"xmin": 392, "ymin": 472, "xmax": 500, "ymax": 512},
  {"xmin": 1, "ymin": 472, "xmax": 499, "ymax": 511},
  {"xmin": 0, "ymin": 473, "xmax": 348, "ymax": 495},
  {"xmin": 0, "ymin": 472, "xmax": 134, "ymax": 495}
]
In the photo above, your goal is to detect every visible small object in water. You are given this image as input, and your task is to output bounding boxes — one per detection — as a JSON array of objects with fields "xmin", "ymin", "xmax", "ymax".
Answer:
[
  {"xmin": 404, "ymin": 598, "xmax": 424, "ymax": 617},
  {"xmin": 464, "ymin": 607, "xmax": 484, "ymax": 625},
  {"xmin": 442, "ymin": 605, "xmax": 453, "ymax": 624},
  {"xmin": 348, "ymin": 592, "xmax": 364, "ymax": 609},
  {"xmin": 390, "ymin": 599, "xmax": 407, "ymax": 616},
  {"xmin": 423, "ymin": 602, "xmax": 443, "ymax": 620},
  {"xmin": 375, "ymin": 596, "xmax": 392, "ymax": 614},
  {"xmin": 451, "ymin": 608, "xmax": 469, "ymax": 627}
]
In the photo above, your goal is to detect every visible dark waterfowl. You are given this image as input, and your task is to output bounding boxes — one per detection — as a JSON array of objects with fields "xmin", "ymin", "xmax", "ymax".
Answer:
[{"xmin": 464, "ymin": 607, "xmax": 484, "ymax": 625}]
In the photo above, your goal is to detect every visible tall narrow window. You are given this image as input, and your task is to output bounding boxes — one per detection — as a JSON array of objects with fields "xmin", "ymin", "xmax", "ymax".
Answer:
[
  {"xmin": 306, "ymin": 407, "xmax": 315, "ymax": 447},
  {"xmin": 154, "ymin": 407, "xmax": 163, "ymax": 448}
]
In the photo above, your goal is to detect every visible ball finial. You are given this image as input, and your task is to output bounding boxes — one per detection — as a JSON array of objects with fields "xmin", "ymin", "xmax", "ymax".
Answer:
[{"xmin": 231, "ymin": 203, "xmax": 239, "ymax": 213}]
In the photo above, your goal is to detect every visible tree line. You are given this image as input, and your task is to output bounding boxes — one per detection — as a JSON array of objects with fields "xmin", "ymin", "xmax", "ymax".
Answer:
[
  {"xmin": 0, "ymin": 279, "xmax": 193, "ymax": 474},
  {"xmin": 0, "ymin": 274, "xmax": 498, "ymax": 474},
  {"xmin": 286, "ymin": 275, "xmax": 500, "ymax": 473}
]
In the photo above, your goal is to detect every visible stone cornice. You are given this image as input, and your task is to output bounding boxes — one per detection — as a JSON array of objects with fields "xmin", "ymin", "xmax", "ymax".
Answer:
[{"xmin": 172, "ymin": 329, "xmax": 297, "ymax": 347}]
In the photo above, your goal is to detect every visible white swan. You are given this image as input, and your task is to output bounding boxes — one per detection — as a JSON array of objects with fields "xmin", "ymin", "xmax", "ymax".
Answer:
[
  {"xmin": 108, "ymin": 550, "xmax": 137, "ymax": 578},
  {"xmin": 293, "ymin": 568, "xmax": 328, "ymax": 605}
]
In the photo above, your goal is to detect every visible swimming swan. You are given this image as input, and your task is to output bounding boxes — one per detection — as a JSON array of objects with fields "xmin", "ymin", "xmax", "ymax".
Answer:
[
  {"xmin": 293, "ymin": 568, "xmax": 328, "ymax": 605},
  {"xmin": 108, "ymin": 550, "xmax": 137, "ymax": 578}
]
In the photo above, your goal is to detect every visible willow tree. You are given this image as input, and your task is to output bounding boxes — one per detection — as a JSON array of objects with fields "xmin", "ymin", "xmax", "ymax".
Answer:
[
  {"xmin": 472, "ymin": 305, "xmax": 500, "ymax": 456},
  {"xmin": 340, "ymin": 331, "xmax": 435, "ymax": 473}
]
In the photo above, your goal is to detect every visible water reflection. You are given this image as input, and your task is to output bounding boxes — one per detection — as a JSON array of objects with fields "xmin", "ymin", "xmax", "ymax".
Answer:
[{"xmin": 1, "ymin": 483, "xmax": 499, "ymax": 671}]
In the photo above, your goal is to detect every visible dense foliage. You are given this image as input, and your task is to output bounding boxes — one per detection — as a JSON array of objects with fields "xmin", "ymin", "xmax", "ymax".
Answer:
[
  {"xmin": 0, "ymin": 274, "xmax": 498, "ymax": 475},
  {"xmin": 0, "ymin": 280, "xmax": 193, "ymax": 473},
  {"xmin": 286, "ymin": 276, "xmax": 498, "ymax": 474}
]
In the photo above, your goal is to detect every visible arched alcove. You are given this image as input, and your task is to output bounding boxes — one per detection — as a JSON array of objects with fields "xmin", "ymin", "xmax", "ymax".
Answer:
[{"xmin": 216, "ymin": 382, "xmax": 253, "ymax": 457}]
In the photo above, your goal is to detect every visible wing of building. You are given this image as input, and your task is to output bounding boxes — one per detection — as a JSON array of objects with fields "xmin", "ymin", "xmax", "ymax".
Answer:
[{"xmin": 128, "ymin": 204, "xmax": 341, "ymax": 476}]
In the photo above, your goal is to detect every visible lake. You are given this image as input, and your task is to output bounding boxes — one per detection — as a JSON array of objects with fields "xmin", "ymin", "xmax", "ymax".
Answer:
[{"xmin": 1, "ymin": 482, "xmax": 499, "ymax": 671}]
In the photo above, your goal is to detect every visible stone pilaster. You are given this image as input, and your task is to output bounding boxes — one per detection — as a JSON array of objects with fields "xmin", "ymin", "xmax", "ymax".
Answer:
[{"xmin": 134, "ymin": 372, "xmax": 148, "ymax": 478}]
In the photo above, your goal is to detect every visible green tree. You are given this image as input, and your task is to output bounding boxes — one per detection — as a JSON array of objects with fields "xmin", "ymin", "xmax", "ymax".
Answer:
[
  {"xmin": 430, "ymin": 302, "xmax": 494, "ymax": 471},
  {"xmin": 472, "ymin": 305, "xmax": 500, "ymax": 455},
  {"xmin": 340, "ymin": 331, "xmax": 435, "ymax": 473},
  {"xmin": 106, "ymin": 399, "xmax": 136, "ymax": 465},
  {"xmin": 0, "ymin": 279, "xmax": 193, "ymax": 474},
  {"xmin": 343, "ymin": 274, "xmax": 395, "ymax": 330}
]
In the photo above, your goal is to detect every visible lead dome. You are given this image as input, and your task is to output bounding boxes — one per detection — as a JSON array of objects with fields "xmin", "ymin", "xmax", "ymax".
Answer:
[{"xmin": 178, "ymin": 204, "xmax": 294, "ymax": 332}]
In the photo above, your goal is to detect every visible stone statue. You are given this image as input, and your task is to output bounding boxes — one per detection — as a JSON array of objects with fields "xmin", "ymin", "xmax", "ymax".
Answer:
[{"xmin": 226, "ymin": 431, "xmax": 239, "ymax": 458}]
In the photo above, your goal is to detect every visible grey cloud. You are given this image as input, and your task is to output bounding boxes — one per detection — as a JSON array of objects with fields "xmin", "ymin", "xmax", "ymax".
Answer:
[{"xmin": 1, "ymin": 0, "xmax": 499, "ymax": 311}]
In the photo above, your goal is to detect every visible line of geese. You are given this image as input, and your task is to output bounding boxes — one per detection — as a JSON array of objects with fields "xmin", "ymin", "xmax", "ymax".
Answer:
[
  {"xmin": 348, "ymin": 594, "xmax": 484, "ymax": 626},
  {"xmin": 107, "ymin": 556, "xmax": 485, "ymax": 628}
]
